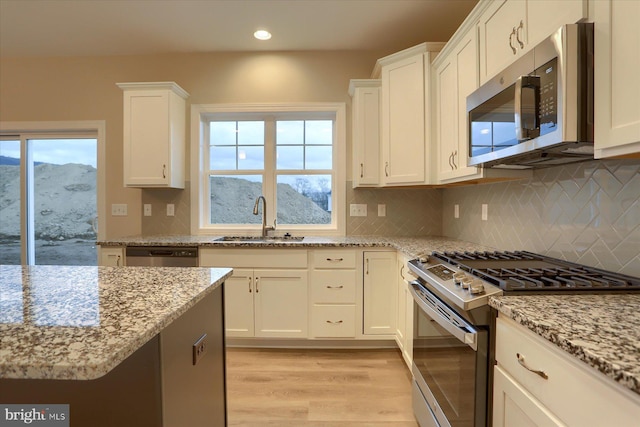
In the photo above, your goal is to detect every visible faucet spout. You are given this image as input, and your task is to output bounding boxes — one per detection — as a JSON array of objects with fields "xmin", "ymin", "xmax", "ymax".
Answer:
[{"xmin": 253, "ymin": 195, "xmax": 275, "ymax": 238}]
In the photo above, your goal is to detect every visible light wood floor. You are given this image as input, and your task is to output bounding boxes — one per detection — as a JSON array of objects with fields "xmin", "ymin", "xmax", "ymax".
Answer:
[{"xmin": 225, "ymin": 347, "xmax": 418, "ymax": 426}]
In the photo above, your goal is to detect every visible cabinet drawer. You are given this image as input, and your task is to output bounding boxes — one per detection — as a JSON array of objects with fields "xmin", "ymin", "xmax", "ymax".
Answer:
[
  {"xmin": 311, "ymin": 305, "xmax": 356, "ymax": 338},
  {"xmin": 495, "ymin": 316, "xmax": 640, "ymax": 426},
  {"xmin": 312, "ymin": 250, "xmax": 356, "ymax": 269},
  {"xmin": 310, "ymin": 271, "xmax": 356, "ymax": 303}
]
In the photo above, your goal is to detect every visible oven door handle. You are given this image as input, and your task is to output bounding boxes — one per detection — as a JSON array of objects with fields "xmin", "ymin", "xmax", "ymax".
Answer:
[{"xmin": 409, "ymin": 282, "xmax": 478, "ymax": 351}]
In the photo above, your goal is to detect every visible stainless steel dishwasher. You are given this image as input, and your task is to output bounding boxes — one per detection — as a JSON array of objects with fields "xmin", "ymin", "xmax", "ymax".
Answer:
[{"xmin": 125, "ymin": 246, "xmax": 198, "ymax": 267}]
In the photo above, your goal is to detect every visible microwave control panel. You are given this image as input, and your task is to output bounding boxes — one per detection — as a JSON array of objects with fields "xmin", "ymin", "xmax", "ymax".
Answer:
[{"xmin": 535, "ymin": 58, "xmax": 558, "ymax": 136}]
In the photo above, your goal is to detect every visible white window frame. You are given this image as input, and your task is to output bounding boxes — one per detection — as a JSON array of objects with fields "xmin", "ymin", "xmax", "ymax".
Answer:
[
  {"xmin": 190, "ymin": 103, "xmax": 346, "ymax": 236},
  {"xmin": 0, "ymin": 121, "xmax": 106, "ymax": 264}
]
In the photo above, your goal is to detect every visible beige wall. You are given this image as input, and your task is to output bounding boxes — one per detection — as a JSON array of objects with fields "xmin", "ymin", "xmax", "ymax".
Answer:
[{"xmin": 0, "ymin": 51, "xmax": 384, "ymax": 238}]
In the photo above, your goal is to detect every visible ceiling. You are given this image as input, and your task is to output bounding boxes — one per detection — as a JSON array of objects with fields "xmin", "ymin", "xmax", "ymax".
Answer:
[{"xmin": 0, "ymin": 0, "xmax": 478, "ymax": 58}]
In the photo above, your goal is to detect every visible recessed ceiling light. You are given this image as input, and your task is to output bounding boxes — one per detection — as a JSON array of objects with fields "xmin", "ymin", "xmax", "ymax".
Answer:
[{"xmin": 254, "ymin": 30, "xmax": 272, "ymax": 41}]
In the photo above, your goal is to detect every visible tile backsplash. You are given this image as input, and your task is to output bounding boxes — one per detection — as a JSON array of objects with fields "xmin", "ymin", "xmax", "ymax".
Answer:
[
  {"xmin": 346, "ymin": 183, "xmax": 442, "ymax": 236},
  {"xmin": 442, "ymin": 159, "xmax": 640, "ymax": 277}
]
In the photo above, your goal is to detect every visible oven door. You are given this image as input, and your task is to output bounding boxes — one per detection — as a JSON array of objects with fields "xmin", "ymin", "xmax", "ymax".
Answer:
[{"xmin": 410, "ymin": 282, "xmax": 488, "ymax": 427}]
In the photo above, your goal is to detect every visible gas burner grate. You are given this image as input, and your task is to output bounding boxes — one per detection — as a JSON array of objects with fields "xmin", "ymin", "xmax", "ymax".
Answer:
[{"xmin": 431, "ymin": 250, "xmax": 640, "ymax": 292}]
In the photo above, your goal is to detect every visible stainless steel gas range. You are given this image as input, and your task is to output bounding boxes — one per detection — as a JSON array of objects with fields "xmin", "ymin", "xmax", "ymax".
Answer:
[{"xmin": 407, "ymin": 250, "xmax": 640, "ymax": 427}]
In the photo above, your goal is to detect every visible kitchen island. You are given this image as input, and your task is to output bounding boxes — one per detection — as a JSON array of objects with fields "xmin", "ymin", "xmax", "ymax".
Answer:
[{"xmin": 0, "ymin": 264, "xmax": 232, "ymax": 427}]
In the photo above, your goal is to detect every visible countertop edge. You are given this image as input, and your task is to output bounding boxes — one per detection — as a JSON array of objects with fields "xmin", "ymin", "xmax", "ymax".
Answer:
[
  {"xmin": 489, "ymin": 295, "xmax": 640, "ymax": 397},
  {"xmin": 1, "ymin": 268, "xmax": 233, "ymax": 381}
]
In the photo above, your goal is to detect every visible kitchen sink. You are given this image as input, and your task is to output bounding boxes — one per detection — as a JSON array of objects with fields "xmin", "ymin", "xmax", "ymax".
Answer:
[{"xmin": 216, "ymin": 235, "xmax": 305, "ymax": 243}]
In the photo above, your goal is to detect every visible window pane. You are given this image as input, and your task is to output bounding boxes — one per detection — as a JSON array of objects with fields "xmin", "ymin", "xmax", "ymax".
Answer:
[
  {"xmin": 210, "ymin": 122, "xmax": 236, "ymax": 146},
  {"xmin": 305, "ymin": 120, "xmax": 333, "ymax": 145},
  {"xmin": 276, "ymin": 175, "xmax": 331, "ymax": 225},
  {"xmin": 276, "ymin": 121, "xmax": 303, "ymax": 145},
  {"xmin": 210, "ymin": 175, "xmax": 263, "ymax": 224},
  {"xmin": 277, "ymin": 146, "xmax": 303, "ymax": 170},
  {"xmin": 210, "ymin": 121, "xmax": 264, "ymax": 171},
  {"xmin": 210, "ymin": 146, "xmax": 236, "ymax": 170},
  {"xmin": 237, "ymin": 121, "xmax": 264, "ymax": 145},
  {"xmin": 305, "ymin": 146, "xmax": 332, "ymax": 169},
  {"xmin": 31, "ymin": 138, "xmax": 97, "ymax": 266},
  {"xmin": 0, "ymin": 140, "xmax": 21, "ymax": 265},
  {"xmin": 238, "ymin": 146, "xmax": 264, "ymax": 170}
]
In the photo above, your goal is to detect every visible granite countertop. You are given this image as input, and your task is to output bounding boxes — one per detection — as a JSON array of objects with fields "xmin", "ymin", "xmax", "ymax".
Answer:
[
  {"xmin": 0, "ymin": 265, "xmax": 232, "ymax": 380},
  {"xmin": 490, "ymin": 294, "xmax": 640, "ymax": 396},
  {"xmin": 97, "ymin": 234, "xmax": 496, "ymax": 259}
]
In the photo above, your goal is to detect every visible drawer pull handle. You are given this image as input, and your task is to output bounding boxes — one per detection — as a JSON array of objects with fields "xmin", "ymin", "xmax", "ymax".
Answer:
[
  {"xmin": 326, "ymin": 320, "xmax": 343, "ymax": 324},
  {"xmin": 516, "ymin": 353, "xmax": 548, "ymax": 380},
  {"xmin": 326, "ymin": 258, "xmax": 344, "ymax": 262},
  {"xmin": 326, "ymin": 285, "xmax": 344, "ymax": 289}
]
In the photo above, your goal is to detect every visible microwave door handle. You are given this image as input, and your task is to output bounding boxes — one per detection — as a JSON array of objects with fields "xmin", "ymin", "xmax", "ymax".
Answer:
[{"xmin": 515, "ymin": 75, "xmax": 541, "ymax": 141}]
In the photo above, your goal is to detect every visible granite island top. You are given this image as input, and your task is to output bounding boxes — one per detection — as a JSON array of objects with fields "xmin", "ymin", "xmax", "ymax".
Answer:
[
  {"xmin": 97, "ymin": 234, "xmax": 496, "ymax": 259},
  {"xmin": 490, "ymin": 294, "xmax": 640, "ymax": 396},
  {"xmin": 0, "ymin": 265, "xmax": 232, "ymax": 380}
]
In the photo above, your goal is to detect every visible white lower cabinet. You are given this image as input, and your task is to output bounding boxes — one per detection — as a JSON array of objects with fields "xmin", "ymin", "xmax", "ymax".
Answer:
[
  {"xmin": 395, "ymin": 253, "xmax": 413, "ymax": 368},
  {"xmin": 98, "ymin": 246, "xmax": 124, "ymax": 266},
  {"xmin": 200, "ymin": 249, "xmax": 308, "ymax": 338},
  {"xmin": 363, "ymin": 251, "xmax": 397, "ymax": 335},
  {"xmin": 494, "ymin": 316, "xmax": 640, "ymax": 427},
  {"xmin": 310, "ymin": 249, "xmax": 358, "ymax": 338}
]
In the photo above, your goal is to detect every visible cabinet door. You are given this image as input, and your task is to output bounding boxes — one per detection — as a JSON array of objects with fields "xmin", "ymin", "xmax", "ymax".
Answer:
[
  {"xmin": 254, "ymin": 269, "xmax": 308, "ymax": 338},
  {"xmin": 527, "ymin": 0, "xmax": 587, "ymax": 48},
  {"xmin": 478, "ymin": 0, "xmax": 527, "ymax": 83},
  {"xmin": 381, "ymin": 54, "xmax": 425, "ymax": 185},
  {"xmin": 98, "ymin": 246, "xmax": 124, "ymax": 266},
  {"xmin": 351, "ymin": 82, "xmax": 381, "ymax": 187},
  {"xmin": 594, "ymin": 0, "xmax": 640, "ymax": 158},
  {"xmin": 437, "ymin": 29, "xmax": 482, "ymax": 183},
  {"xmin": 493, "ymin": 366, "xmax": 565, "ymax": 427},
  {"xmin": 124, "ymin": 91, "xmax": 171, "ymax": 186},
  {"xmin": 223, "ymin": 268, "xmax": 255, "ymax": 337},
  {"xmin": 363, "ymin": 251, "xmax": 397, "ymax": 335}
]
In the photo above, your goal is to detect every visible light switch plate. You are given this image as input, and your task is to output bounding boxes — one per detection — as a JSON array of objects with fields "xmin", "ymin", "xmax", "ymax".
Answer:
[
  {"xmin": 166, "ymin": 204, "xmax": 175, "ymax": 216},
  {"xmin": 111, "ymin": 204, "xmax": 128, "ymax": 216},
  {"xmin": 481, "ymin": 204, "xmax": 488, "ymax": 221},
  {"xmin": 454, "ymin": 204, "xmax": 459, "ymax": 219},
  {"xmin": 143, "ymin": 204, "xmax": 152, "ymax": 216},
  {"xmin": 192, "ymin": 333, "xmax": 207, "ymax": 366},
  {"xmin": 349, "ymin": 204, "xmax": 367, "ymax": 217},
  {"xmin": 378, "ymin": 204, "xmax": 386, "ymax": 217}
]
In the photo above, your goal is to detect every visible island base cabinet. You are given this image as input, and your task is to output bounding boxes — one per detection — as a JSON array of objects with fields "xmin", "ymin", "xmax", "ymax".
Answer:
[{"xmin": 0, "ymin": 286, "xmax": 226, "ymax": 427}]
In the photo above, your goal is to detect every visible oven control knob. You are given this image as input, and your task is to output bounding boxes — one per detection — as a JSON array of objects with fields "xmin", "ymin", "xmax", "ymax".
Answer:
[
  {"xmin": 461, "ymin": 277, "xmax": 472, "ymax": 290},
  {"xmin": 453, "ymin": 273, "xmax": 466, "ymax": 286},
  {"xmin": 419, "ymin": 255, "xmax": 430, "ymax": 264},
  {"xmin": 469, "ymin": 280, "xmax": 485, "ymax": 295}
]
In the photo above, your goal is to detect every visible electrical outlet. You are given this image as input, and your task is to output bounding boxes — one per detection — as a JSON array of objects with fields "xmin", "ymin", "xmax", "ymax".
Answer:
[
  {"xmin": 378, "ymin": 204, "xmax": 386, "ymax": 217},
  {"xmin": 111, "ymin": 204, "xmax": 127, "ymax": 216},
  {"xmin": 349, "ymin": 203, "xmax": 367, "ymax": 217},
  {"xmin": 454, "ymin": 204, "xmax": 459, "ymax": 219},
  {"xmin": 482, "ymin": 204, "xmax": 488, "ymax": 221},
  {"xmin": 143, "ymin": 204, "xmax": 152, "ymax": 216},
  {"xmin": 166, "ymin": 204, "xmax": 175, "ymax": 216},
  {"xmin": 192, "ymin": 333, "xmax": 207, "ymax": 366}
]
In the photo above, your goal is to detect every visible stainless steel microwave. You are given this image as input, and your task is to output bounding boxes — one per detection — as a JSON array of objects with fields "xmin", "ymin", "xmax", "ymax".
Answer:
[{"xmin": 467, "ymin": 23, "xmax": 594, "ymax": 169}]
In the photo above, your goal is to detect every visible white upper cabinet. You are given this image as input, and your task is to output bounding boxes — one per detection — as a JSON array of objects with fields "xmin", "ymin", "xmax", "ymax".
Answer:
[
  {"xmin": 118, "ymin": 82, "xmax": 189, "ymax": 188},
  {"xmin": 478, "ymin": 0, "xmax": 587, "ymax": 84},
  {"xmin": 594, "ymin": 0, "xmax": 640, "ymax": 158},
  {"xmin": 375, "ymin": 43, "xmax": 444, "ymax": 186},
  {"xmin": 349, "ymin": 79, "xmax": 381, "ymax": 188},
  {"xmin": 435, "ymin": 27, "xmax": 484, "ymax": 183}
]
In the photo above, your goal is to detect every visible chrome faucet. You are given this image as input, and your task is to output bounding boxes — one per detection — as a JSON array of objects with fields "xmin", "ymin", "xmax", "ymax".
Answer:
[{"xmin": 253, "ymin": 195, "xmax": 276, "ymax": 238}]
